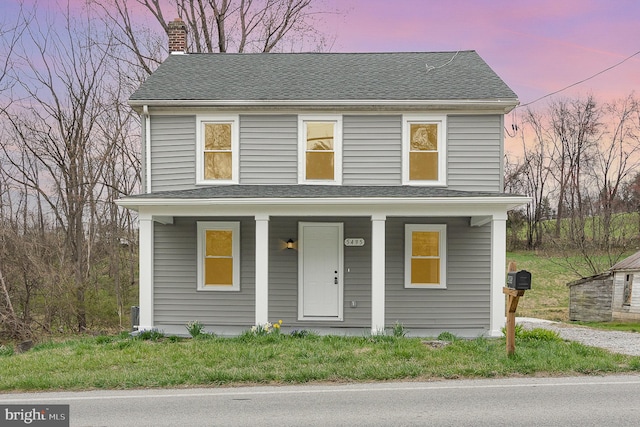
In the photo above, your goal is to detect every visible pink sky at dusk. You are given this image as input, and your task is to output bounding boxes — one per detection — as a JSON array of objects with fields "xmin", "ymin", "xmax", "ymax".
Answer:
[
  {"xmin": 324, "ymin": 0, "xmax": 639, "ymax": 109},
  {"xmin": 6, "ymin": 0, "xmax": 639, "ymax": 122}
]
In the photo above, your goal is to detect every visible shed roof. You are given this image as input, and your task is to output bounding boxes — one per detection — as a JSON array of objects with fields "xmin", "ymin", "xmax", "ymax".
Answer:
[
  {"xmin": 567, "ymin": 272, "xmax": 613, "ymax": 287},
  {"xmin": 611, "ymin": 251, "xmax": 640, "ymax": 271},
  {"xmin": 129, "ymin": 51, "xmax": 518, "ymax": 105}
]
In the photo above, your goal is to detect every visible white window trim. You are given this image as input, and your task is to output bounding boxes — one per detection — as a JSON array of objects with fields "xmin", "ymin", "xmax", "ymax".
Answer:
[
  {"xmin": 402, "ymin": 114, "xmax": 447, "ymax": 186},
  {"xmin": 196, "ymin": 115, "xmax": 239, "ymax": 185},
  {"xmin": 404, "ymin": 224, "xmax": 447, "ymax": 289},
  {"xmin": 197, "ymin": 221, "xmax": 240, "ymax": 291},
  {"xmin": 298, "ymin": 115, "xmax": 343, "ymax": 185}
]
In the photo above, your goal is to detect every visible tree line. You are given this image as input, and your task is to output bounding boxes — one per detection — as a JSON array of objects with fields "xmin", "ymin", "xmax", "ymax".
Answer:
[
  {"xmin": 0, "ymin": 0, "xmax": 331, "ymax": 342},
  {"xmin": 505, "ymin": 94, "xmax": 640, "ymax": 275}
]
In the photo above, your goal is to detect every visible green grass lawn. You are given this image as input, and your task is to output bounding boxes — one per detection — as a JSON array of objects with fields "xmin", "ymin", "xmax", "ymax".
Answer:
[
  {"xmin": 2, "ymin": 251, "xmax": 639, "ymax": 393},
  {"xmin": 572, "ymin": 322, "xmax": 640, "ymax": 332},
  {"xmin": 1, "ymin": 330, "xmax": 639, "ymax": 392},
  {"xmin": 506, "ymin": 251, "xmax": 576, "ymax": 321}
]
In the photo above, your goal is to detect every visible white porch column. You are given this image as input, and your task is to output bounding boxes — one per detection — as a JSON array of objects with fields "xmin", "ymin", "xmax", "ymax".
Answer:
[
  {"xmin": 489, "ymin": 214, "xmax": 507, "ymax": 337},
  {"xmin": 371, "ymin": 214, "xmax": 386, "ymax": 334},
  {"xmin": 255, "ymin": 214, "xmax": 270, "ymax": 325},
  {"xmin": 138, "ymin": 214, "xmax": 154, "ymax": 330}
]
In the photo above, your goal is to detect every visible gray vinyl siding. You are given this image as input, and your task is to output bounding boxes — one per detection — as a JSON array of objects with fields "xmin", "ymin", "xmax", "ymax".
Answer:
[
  {"xmin": 343, "ymin": 115, "xmax": 402, "ymax": 185},
  {"xmin": 268, "ymin": 217, "xmax": 372, "ymax": 328},
  {"xmin": 240, "ymin": 115, "xmax": 298, "ymax": 184},
  {"xmin": 385, "ymin": 217, "xmax": 491, "ymax": 329},
  {"xmin": 145, "ymin": 113, "xmax": 504, "ymax": 190},
  {"xmin": 447, "ymin": 115, "xmax": 502, "ymax": 192},
  {"xmin": 152, "ymin": 215, "xmax": 491, "ymax": 331},
  {"xmin": 153, "ymin": 217, "xmax": 255, "ymax": 326},
  {"xmin": 150, "ymin": 115, "xmax": 196, "ymax": 192}
]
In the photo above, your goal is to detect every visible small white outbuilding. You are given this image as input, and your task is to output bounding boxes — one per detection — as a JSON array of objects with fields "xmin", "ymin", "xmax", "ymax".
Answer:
[{"xmin": 568, "ymin": 251, "xmax": 640, "ymax": 322}]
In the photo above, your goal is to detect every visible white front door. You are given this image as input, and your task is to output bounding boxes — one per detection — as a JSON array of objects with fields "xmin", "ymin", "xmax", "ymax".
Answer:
[{"xmin": 298, "ymin": 222, "xmax": 344, "ymax": 320}]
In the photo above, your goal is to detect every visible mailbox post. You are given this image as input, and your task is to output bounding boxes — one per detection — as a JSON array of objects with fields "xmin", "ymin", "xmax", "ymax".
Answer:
[{"xmin": 503, "ymin": 264, "xmax": 531, "ymax": 356}]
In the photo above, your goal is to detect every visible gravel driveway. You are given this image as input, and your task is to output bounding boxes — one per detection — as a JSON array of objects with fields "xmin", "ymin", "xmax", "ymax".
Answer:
[{"xmin": 516, "ymin": 317, "xmax": 640, "ymax": 356}]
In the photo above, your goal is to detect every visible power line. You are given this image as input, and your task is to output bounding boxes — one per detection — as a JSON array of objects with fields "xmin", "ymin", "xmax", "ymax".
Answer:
[{"xmin": 517, "ymin": 49, "xmax": 640, "ymax": 109}]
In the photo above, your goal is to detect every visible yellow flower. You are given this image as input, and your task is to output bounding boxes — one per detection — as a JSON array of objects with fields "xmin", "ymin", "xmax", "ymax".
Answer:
[
  {"xmin": 273, "ymin": 323, "xmax": 280, "ymax": 329},
  {"xmin": 278, "ymin": 320, "xmax": 283, "ymax": 325}
]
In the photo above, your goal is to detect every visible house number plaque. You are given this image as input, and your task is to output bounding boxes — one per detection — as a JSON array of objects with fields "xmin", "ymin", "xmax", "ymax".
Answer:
[{"xmin": 344, "ymin": 238, "xmax": 365, "ymax": 247}]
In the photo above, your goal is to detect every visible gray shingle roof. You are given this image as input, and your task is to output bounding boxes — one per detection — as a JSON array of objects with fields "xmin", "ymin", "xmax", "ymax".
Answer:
[
  {"xmin": 123, "ymin": 185, "xmax": 522, "ymax": 200},
  {"xmin": 130, "ymin": 51, "xmax": 517, "ymax": 103}
]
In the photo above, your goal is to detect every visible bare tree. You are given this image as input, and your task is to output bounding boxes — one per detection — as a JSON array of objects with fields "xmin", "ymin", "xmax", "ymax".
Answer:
[
  {"xmin": 95, "ymin": 0, "xmax": 334, "ymax": 76},
  {"xmin": 547, "ymin": 96, "xmax": 601, "ymax": 239},
  {"xmin": 1, "ymin": 8, "xmax": 120, "ymax": 331},
  {"xmin": 511, "ymin": 108, "xmax": 556, "ymax": 249},
  {"xmin": 592, "ymin": 95, "xmax": 640, "ymax": 247}
]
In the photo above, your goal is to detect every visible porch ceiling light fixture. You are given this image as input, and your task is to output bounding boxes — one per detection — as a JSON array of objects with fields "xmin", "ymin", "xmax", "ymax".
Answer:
[{"xmin": 286, "ymin": 239, "xmax": 295, "ymax": 249}]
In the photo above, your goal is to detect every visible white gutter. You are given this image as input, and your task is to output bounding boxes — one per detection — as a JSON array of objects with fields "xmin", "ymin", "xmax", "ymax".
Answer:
[
  {"xmin": 143, "ymin": 105, "xmax": 152, "ymax": 193},
  {"xmin": 129, "ymin": 98, "xmax": 520, "ymax": 113},
  {"xmin": 116, "ymin": 195, "xmax": 531, "ymax": 211}
]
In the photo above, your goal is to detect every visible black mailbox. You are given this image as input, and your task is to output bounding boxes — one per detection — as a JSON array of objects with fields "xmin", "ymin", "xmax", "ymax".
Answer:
[{"xmin": 507, "ymin": 270, "xmax": 531, "ymax": 290}]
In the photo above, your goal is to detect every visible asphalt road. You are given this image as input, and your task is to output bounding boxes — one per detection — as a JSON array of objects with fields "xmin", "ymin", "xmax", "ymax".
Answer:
[{"xmin": 2, "ymin": 375, "xmax": 640, "ymax": 426}]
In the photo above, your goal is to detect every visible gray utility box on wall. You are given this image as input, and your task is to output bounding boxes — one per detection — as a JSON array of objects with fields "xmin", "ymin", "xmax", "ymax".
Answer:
[{"xmin": 507, "ymin": 270, "xmax": 532, "ymax": 290}]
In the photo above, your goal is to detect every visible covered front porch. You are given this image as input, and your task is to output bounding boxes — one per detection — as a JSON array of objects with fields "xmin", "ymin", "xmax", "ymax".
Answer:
[{"xmin": 117, "ymin": 185, "xmax": 529, "ymax": 337}]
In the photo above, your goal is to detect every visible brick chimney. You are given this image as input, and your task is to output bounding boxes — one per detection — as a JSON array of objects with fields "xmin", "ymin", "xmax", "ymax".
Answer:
[{"xmin": 168, "ymin": 18, "xmax": 187, "ymax": 54}]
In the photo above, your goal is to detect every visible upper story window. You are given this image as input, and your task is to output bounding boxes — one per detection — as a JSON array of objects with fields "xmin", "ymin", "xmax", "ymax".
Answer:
[
  {"xmin": 298, "ymin": 115, "xmax": 342, "ymax": 184},
  {"xmin": 402, "ymin": 115, "xmax": 447, "ymax": 186},
  {"xmin": 196, "ymin": 115, "xmax": 239, "ymax": 184}
]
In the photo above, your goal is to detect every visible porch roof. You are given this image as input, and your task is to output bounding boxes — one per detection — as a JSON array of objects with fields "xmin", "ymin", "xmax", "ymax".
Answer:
[
  {"xmin": 116, "ymin": 185, "xmax": 529, "ymax": 212},
  {"xmin": 122, "ymin": 185, "xmax": 523, "ymax": 200}
]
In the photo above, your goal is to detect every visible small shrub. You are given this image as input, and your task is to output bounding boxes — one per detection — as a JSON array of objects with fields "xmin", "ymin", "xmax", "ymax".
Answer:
[
  {"xmin": 501, "ymin": 323, "xmax": 524, "ymax": 338},
  {"xmin": 391, "ymin": 321, "xmax": 407, "ymax": 338},
  {"xmin": 135, "ymin": 329, "xmax": 165, "ymax": 341},
  {"xmin": 437, "ymin": 331, "xmax": 458, "ymax": 342},
  {"xmin": 186, "ymin": 320, "xmax": 205, "ymax": 338},
  {"xmin": 0, "ymin": 345, "xmax": 14, "ymax": 357}
]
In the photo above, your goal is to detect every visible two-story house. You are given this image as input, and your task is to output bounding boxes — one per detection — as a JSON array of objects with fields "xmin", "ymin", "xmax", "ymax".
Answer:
[{"xmin": 117, "ymin": 19, "xmax": 528, "ymax": 337}]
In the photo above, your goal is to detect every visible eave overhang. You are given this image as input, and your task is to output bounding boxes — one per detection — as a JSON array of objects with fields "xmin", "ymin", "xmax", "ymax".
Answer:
[
  {"xmin": 128, "ymin": 98, "xmax": 520, "ymax": 114},
  {"xmin": 116, "ymin": 195, "xmax": 531, "ymax": 218}
]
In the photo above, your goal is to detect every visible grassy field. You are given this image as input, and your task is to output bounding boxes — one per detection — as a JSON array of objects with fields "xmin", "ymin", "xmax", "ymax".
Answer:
[
  {"xmin": 1, "ymin": 330, "xmax": 639, "ymax": 392},
  {"xmin": 506, "ymin": 251, "xmax": 577, "ymax": 321}
]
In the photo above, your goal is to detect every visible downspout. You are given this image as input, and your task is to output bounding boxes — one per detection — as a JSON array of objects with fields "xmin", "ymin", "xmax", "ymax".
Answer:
[{"xmin": 143, "ymin": 105, "xmax": 152, "ymax": 193}]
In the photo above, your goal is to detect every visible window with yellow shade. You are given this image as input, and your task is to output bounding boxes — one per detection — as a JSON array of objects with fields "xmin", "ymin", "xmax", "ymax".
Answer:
[
  {"xmin": 197, "ymin": 116, "xmax": 239, "ymax": 184},
  {"xmin": 197, "ymin": 222, "xmax": 240, "ymax": 291},
  {"xmin": 402, "ymin": 115, "xmax": 446, "ymax": 186},
  {"xmin": 404, "ymin": 224, "xmax": 447, "ymax": 288},
  {"xmin": 298, "ymin": 115, "xmax": 342, "ymax": 184}
]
